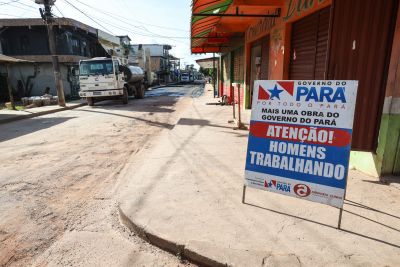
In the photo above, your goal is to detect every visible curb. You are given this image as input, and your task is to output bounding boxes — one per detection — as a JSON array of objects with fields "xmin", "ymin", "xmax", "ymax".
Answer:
[
  {"xmin": 118, "ymin": 206, "xmax": 228, "ymax": 267},
  {"xmin": 0, "ymin": 103, "xmax": 87, "ymax": 125}
]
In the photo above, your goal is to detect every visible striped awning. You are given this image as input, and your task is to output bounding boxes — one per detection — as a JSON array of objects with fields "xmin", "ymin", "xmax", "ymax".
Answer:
[
  {"xmin": 191, "ymin": 0, "xmax": 233, "ymax": 53},
  {"xmin": 191, "ymin": 0, "xmax": 283, "ymax": 54}
]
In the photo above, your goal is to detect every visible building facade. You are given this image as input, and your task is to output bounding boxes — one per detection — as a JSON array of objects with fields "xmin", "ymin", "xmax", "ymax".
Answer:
[
  {"xmin": 191, "ymin": 0, "xmax": 400, "ymax": 177},
  {"xmin": 0, "ymin": 18, "xmax": 118, "ymax": 99},
  {"xmin": 130, "ymin": 44, "xmax": 175, "ymax": 84}
]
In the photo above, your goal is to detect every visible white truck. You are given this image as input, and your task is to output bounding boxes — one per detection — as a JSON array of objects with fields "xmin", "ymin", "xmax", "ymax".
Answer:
[{"xmin": 78, "ymin": 57, "xmax": 147, "ymax": 106}]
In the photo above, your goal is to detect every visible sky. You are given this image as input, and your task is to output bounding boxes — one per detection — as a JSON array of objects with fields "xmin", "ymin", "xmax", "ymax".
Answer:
[{"xmin": 0, "ymin": 0, "xmax": 211, "ymax": 68}]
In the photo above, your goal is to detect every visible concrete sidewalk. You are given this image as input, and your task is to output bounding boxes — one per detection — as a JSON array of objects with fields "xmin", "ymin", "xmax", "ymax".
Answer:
[
  {"xmin": 119, "ymin": 84, "xmax": 400, "ymax": 267},
  {"xmin": 0, "ymin": 100, "xmax": 86, "ymax": 124}
]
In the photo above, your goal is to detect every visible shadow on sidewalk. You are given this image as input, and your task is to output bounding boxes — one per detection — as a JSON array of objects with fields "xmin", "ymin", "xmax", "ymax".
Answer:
[
  {"xmin": 0, "ymin": 117, "xmax": 76, "ymax": 142},
  {"xmin": 345, "ymin": 199, "xmax": 400, "ymax": 220},
  {"xmin": 244, "ymin": 201, "xmax": 400, "ymax": 249},
  {"xmin": 362, "ymin": 177, "xmax": 400, "ymax": 186},
  {"xmin": 177, "ymin": 118, "xmax": 248, "ymax": 131}
]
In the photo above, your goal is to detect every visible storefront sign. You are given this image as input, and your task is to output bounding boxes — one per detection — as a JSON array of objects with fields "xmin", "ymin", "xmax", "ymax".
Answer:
[
  {"xmin": 246, "ymin": 17, "xmax": 276, "ymax": 43},
  {"xmin": 283, "ymin": 0, "xmax": 329, "ymax": 21},
  {"xmin": 244, "ymin": 80, "xmax": 358, "ymax": 208}
]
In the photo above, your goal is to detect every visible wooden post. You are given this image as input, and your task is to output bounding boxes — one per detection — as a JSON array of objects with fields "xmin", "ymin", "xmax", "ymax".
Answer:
[
  {"xmin": 237, "ymin": 83, "xmax": 242, "ymax": 127},
  {"xmin": 232, "ymin": 83, "xmax": 236, "ymax": 119},
  {"xmin": 6, "ymin": 64, "xmax": 16, "ymax": 110}
]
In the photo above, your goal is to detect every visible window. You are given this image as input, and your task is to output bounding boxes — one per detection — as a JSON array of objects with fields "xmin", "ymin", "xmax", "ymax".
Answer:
[{"xmin": 79, "ymin": 60, "xmax": 114, "ymax": 76}]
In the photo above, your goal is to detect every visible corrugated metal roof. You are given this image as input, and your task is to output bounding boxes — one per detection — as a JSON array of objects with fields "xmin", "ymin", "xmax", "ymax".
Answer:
[
  {"xmin": 0, "ymin": 18, "xmax": 98, "ymax": 35},
  {"xmin": 0, "ymin": 54, "xmax": 31, "ymax": 63}
]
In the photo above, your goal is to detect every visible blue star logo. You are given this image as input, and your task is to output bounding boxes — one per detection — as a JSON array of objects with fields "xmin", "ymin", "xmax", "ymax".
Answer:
[
  {"xmin": 268, "ymin": 85, "xmax": 284, "ymax": 100},
  {"xmin": 268, "ymin": 181, "xmax": 273, "ymax": 188}
]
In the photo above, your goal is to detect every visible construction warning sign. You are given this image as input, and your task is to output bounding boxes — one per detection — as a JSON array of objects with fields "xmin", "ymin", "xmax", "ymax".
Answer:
[{"xmin": 244, "ymin": 80, "xmax": 358, "ymax": 208}]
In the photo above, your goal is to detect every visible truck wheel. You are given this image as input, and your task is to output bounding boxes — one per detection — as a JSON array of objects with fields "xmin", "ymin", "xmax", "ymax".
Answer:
[
  {"xmin": 126, "ymin": 85, "xmax": 133, "ymax": 96},
  {"xmin": 136, "ymin": 84, "xmax": 145, "ymax": 99},
  {"xmin": 87, "ymin": 97, "xmax": 94, "ymax": 106},
  {"xmin": 122, "ymin": 87, "xmax": 128, "ymax": 104}
]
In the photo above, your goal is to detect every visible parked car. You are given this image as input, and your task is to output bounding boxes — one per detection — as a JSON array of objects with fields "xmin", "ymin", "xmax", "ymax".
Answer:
[{"xmin": 180, "ymin": 73, "xmax": 190, "ymax": 83}]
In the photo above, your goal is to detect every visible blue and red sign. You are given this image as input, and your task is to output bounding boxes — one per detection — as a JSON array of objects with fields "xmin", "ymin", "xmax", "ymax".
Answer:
[{"xmin": 244, "ymin": 80, "xmax": 358, "ymax": 208}]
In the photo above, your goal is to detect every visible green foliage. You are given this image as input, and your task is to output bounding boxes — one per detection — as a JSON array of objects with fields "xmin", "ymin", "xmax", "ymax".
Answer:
[
  {"xmin": 199, "ymin": 67, "xmax": 214, "ymax": 77},
  {"xmin": 6, "ymin": 105, "xmax": 24, "ymax": 111}
]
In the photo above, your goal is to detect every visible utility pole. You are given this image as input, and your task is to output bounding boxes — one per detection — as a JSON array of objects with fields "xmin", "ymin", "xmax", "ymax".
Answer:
[{"xmin": 36, "ymin": 0, "xmax": 66, "ymax": 107}]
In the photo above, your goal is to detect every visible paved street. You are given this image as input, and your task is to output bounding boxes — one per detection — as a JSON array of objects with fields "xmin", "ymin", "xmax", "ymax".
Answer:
[
  {"xmin": 1, "ymin": 0, "xmax": 399, "ymax": 266},
  {"xmin": 0, "ymin": 84, "xmax": 201, "ymax": 267}
]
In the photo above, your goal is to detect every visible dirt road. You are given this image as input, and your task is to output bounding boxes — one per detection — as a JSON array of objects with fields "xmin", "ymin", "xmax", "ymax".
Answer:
[{"xmin": 0, "ymin": 85, "xmax": 203, "ymax": 266}]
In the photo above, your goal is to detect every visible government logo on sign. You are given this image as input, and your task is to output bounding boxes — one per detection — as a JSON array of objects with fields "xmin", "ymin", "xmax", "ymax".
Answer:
[
  {"xmin": 258, "ymin": 81, "xmax": 294, "ymax": 100},
  {"xmin": 294, "ymin": 184, "xmax": 311, "ymax": 197}
]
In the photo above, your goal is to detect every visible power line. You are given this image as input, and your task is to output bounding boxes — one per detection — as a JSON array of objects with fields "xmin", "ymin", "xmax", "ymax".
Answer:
[
  {"xmin": 73, "ymin": 0, "xmax": 189, "ymax": 33},
  {"xmin": 52, "ymin": 0, "xmax": 190, "ymax": 44},
  {"xmin": 5, "ymin": 2, "xmax": 36, "ymax": 12},
  {"xmin": 0, "ymin": 12, "xmax": 25, "ymax": 18},
  {"xmin": 86, "ymin": 14, "xmax": 190, "ymax": 44},
  {"xmin": 73, "ymin": 0, "xmax": 163, "ymax": 35},
  {"xmin": 53, "ymin": 3, "xmax": 64, "ymax": 18},
  {"xmin": 69, "ymin": 0, "xmax": 189, "ymax": 42},
  {"xmin": 13, "ymin": 0, "xmax": 36, "ymax": 9},
  {"xmin": 62, "ymin": 0, "xmax": 115, "ymax": 36},
  {"xmin": 0, "ymin": 0, "xmax": 21, "ymax": 6}
]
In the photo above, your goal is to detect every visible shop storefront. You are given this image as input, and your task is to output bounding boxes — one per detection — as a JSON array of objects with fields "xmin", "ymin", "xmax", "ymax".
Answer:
[{"xmin": 191, "ymin": 0, "xmax": 400, "ymax": 177}]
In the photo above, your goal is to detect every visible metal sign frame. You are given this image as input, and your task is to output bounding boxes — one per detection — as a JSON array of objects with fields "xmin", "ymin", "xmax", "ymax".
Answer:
[{"xmin": 242, "ymin": 80, "xmax": 358, "ymax": 230}]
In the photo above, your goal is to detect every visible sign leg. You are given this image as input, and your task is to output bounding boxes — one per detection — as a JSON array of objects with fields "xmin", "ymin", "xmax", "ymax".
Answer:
[
  {"xmin": 337, "ymin": 208, "xmax": 343, "ymax": 229},
  {"xmin": 338, "ymin": 173, "xmax": 349, "ymax": 229},
  {"xmin": 242, "ymin": 185, "xmax": 247, "ymax": 203}
]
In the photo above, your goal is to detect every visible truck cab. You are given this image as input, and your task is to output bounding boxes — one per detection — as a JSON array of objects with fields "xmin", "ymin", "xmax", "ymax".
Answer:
[{"xmin": 78, "ymin": 57, "xmax": 129, "ymax": 106}]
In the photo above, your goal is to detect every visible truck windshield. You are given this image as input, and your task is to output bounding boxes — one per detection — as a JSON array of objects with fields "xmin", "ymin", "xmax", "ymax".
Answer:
[{"xmin": 79, "ymin": 60, "xmax": 114, "ymax": 76}]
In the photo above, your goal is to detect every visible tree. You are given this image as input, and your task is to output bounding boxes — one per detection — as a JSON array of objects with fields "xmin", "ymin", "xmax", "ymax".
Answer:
[{"xmin": 199, "ymin": 67, "xmax": 213, "ymax": 77}]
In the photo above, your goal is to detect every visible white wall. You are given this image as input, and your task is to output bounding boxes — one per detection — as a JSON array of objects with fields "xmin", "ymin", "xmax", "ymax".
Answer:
[{"xmin": 4, "ymin": 63, "xmax": 73, "ymax": 97}]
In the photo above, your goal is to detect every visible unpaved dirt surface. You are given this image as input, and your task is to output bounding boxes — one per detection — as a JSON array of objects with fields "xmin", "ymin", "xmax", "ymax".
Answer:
[{"xmin": 0, "ymin": 85, "xmax": 202, "ymax": 267}]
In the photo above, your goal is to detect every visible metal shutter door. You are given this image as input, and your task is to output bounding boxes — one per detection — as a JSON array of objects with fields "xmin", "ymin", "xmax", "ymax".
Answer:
[
  {"xmin": 289, "ymin": 7, "xmax": 330, "ymax": 80},
  {"xmin": 232, "ymin": 47, "xmax": 244, "ymax": 83},
  {"xmin": 289, "ymin": 12, "xmax": 319, "ymax": 80},
  {"xmin": 314, "ymin": 7, "xmax": 330, "ymax": 79},
  {"xmin": 328, "ymin": 0, "xmax": 398, "ymax": 151}
]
